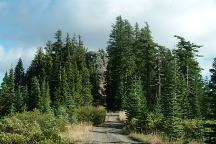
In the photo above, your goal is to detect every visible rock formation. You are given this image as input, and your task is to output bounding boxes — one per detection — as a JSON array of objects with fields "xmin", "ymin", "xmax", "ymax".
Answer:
[{"xmin": 86, "ymin": 49, "xmax": 107, "ymax": 102}]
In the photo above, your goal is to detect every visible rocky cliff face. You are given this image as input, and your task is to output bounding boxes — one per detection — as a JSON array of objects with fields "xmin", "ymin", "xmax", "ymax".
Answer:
[{"xmin": 86, "ymin": 50, "xmax": 107, "ymax": 100}]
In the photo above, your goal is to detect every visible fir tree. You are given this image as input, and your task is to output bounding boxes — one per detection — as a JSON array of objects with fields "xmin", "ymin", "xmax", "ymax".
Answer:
[
  {"xmin": 174, "ymin": 35, "xmax": 203, "ymax": 118},
  {"xmin": 204, "ymin": 58, "xmax": 216, "ymax": 143},
  {"xmin": 0, "ymin": 69, "xmax": 16, "ymax": 116},
  {"xmin": 40, "ymin": 80, "xmax": 51, "ymax": 113},
  {"xmin": 135, "ymin": 23, "xmax": 157, "ymax": 112},
  {"xmin": 30, "ymin": 77, "xmax": 41, "ymax": 110},
  {"xmin": 14, "ymin": 58, "xmax": 25, "ymax": 90},
  {"xmin": 124, "ymin": 78, "xmax": 144, "ymax": 121},
  {"xmin": 8, "ymin": 68, "xmax": 16, "ymax": 114},
  {"xmin": 75, "ymin": 36, "xmax": 93, "ymax": 105},
  {"xmin": 106, "ymin": 16, "xmax": 125, "ymax": 110},
  {"xmin": 0, "ymin": 72, "xmax": 10, "ymax": 116},
  {"xmin": 106, "ymin": 16, "xmax": 135, "ymax": 110},
  {"xmin": 50, "ymin": 30, "xmax": 64, "ymax": 108},
  {"xmin": 15, "ymin": 85, "xmax": 27, "ymax": 112}
]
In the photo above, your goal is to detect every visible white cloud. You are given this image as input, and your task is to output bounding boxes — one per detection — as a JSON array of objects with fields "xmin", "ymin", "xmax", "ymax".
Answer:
[
  {"xmin": 0, "ymin": 45, "xmax": 36, "ymax": 73},
  {"xmin": 0, "ymin": 0, "xmax": 216, "ymax": 78}
]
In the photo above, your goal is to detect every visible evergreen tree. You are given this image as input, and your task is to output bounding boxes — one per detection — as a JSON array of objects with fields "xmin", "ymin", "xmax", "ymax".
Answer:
[
  {"xmin": 15, "ymin": 85, "xmax": 27, "ymax": 112},
  {"xmin": 171, "ymin": 53, "xmax": 189, "ymax": 119},
  {"xmin": 0, "ymin": 72, "xmax": 10, "ymax": 116},
  {"xmin": 159, "ymin": 48, "xmax": 173, "ymax": 119},
  {"xmin": 106, "ymin": 16, "xmax": 135, "ymax": 110},
  {"xmin": 207, "ymin": 59, "xmax": 216, "ymax": 118},
  {"xmin": 174, "ymin": 35, "xmax": 203, "ymax": 118},
  {"xmin": 50, "ymin": 30, "xmax": 64, "ymax": 110},
  {"xmin": 106, "ymin": 16, "xmax": 125, "ymax": 110},
  {"xmin": 40, "ymin": 80, "xmax": 51, "ymax": 113},
  {"xmin": 26, "ymin": 48, "xmax": 47, "ymax": 110},
  {"xmin": 124, "ymin": 78, "xmax": 145, "ymax": 121},
  {"xmin": 201, "ymin": 78, "xmax": 211, "ymax": 118},
  {"xmin": 27, "ymin": 48, "xmax": 46, "ymax": 83},
  {"xmin": 65, "ymin": 58, "xmax": 77, "ymax": 108},
  {"xmin": 63, "ymin": 33, "xmax": 73, "ymax": 62},
  {"xmin": 44, "ymin": 41, "xmax": 53, "ymax": 77},
  {"xmin": 135, "ymin": 23, "xmax": 157, "ymax": 112},
  {"xmin": 60, "ymin": 68, "xmax": 70, "ymax": 106},
  {"xmin": 8, "ymin": 68, "xmax": 16, "ymax": 114},
  {"xmin": 14, "ymin": 58, "xmax": 27, "ymax": 112},
  {"xmin": 119, "ymin": 19, "xmax": 136, "ymax": 108},
  {"xmin": 203, "ymin": 58, "xmax": 216, "ymax": 143},
  {"xmin": 89, "ymin": 63, "xmax": 100, "ymax": 102},
  {"xmin": 75, "ymin": 36, "xmax": 93, "ymax": 105},
  {"xmin": 30, "ymin": 77, "xmax": 41, "ymax": 110},
  {"xmin": 0, "ymin": 69, "xmax": 16, "ymax": 116},
  {"xmin": 14, "ymin": 58, "xmax": 25, "ymax": 90},
  {"xmin": 158, "ymin": 48, "xmax": 181, "ymax": 136}
]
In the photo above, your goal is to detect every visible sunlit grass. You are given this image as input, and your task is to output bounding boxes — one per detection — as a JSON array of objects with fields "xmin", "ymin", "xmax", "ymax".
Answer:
[
  {"xmin": 129, "ymin": 132, "xmax": 203, "ymax": 144},
  {"xmin": 59, "ymin": 123, "xmax": 92, "ymax": 144},
  {"xmin": 130, "ymin": 132, "xmax": 168, "ymax": 144},
  {"xmin": 119, "ymin": 111, "xmax": 127, "ymax": 123}
]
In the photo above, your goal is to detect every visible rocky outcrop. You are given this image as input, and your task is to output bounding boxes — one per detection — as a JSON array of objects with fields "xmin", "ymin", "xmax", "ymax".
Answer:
[{"xmin": 86, "ymin": 49, "xmax": 107, "ymax": 99}]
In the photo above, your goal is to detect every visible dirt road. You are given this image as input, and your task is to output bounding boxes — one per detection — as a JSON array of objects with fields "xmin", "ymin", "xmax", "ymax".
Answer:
[{"xmin": 92, "ymin": 112, "xmax": 143, "ymax": 144}]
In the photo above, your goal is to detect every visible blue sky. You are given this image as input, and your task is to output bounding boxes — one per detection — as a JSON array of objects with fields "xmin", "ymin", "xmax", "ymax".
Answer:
[{"xmin": 0, "ymin": 0, "xmax": 216, "ymax": 84}]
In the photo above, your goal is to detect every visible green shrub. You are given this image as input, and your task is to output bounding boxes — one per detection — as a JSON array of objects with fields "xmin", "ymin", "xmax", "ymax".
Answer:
[
  {"xmin": 125, "ymin": 118, "xmax": 139, "ymax": 132},
  {"xmin": 146, "ymin": 112, "xmax": 163, "ymax": 133},
  {"xmin": 54, "ymin": 106, "xmax": 69, "ymax": 120},
  {"xmin": 73, "ymin": 106, "xmax": 106, "ymax": 125},
  {"xmin": 202, "ymin": 120, "xmax": 216, "ymax": 143},
  {"xmin": 180, "ymin": 119, "xmax": 204, "ymax": 141},
  {"xmin": 0, "ymin": 133, "xmax": 27, "ymax": 144},
  {"xmin": 0, "ymin": 110, "xmax": 68, "ymax": 143}
]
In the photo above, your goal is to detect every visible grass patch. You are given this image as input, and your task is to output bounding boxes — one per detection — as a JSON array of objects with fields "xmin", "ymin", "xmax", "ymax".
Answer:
[
  {"xmin": 130, "ymin": 132, "xmax": 166, "ymax": 144},
  {"xmin": 59, "ymin": 123, "xmax": 92, "ymax": 144},
  {"xmin": 129, "ymin": 133, "xmax": 203, "ymax": 144},
  {"xmin": 119, "ymin": 111, "xmax": 127, "ymax": 124}
]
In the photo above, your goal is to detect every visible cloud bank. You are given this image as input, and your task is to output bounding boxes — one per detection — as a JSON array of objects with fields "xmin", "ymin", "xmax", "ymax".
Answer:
[{"xmin": 0, "ymin": 0, "xmax": 215, "ymax": 82}]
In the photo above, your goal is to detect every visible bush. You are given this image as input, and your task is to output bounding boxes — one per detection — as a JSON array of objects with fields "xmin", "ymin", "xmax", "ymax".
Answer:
[
  {"xmin": 73, "ymin": 106, "xmax": 106, "ymax": 125},
  {"xmin": 203, "ymin": 120, "xmax": 216, "ymax": 143},
  {"xmin": 180, "ymin": 119, "xmax": 204, "ymax": 141},
  {"xmin": 146, "ymin": 112, "xmax": 163, "ymax": 133},
  {"xmin": 125, "ymin": 118, "xmax": 139, "ymax": 132},
  {"xmin": 0, "ymin": 110, "xmax": 68, "ymax": 144},
  {"xmin": 0, "ymin": 133, "xmax": 27, "ymax": 144}
]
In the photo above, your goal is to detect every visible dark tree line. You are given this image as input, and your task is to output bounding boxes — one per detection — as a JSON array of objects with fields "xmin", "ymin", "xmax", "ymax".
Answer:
[
  {"xmin": 106, "ymin": 16, "xmax": 216, "ymax": 142},
  {"xmin": 0, "ymin": 31, "xmax": 94, "ymax": 118},
  {"xmin": 205, "ymin": 58, "xmax": 216, "ymax": 143}
]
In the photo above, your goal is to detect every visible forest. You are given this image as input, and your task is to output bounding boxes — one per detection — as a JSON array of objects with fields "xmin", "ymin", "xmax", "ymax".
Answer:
[{"xmin": 0, "ymin": 16, "xmax": 215, "ymax": 143}]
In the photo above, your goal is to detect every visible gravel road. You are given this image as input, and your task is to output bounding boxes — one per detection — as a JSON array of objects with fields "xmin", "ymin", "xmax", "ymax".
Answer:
[{"xmin": 92, "ymin": 112, "xmax": 144, "ymax": 144}]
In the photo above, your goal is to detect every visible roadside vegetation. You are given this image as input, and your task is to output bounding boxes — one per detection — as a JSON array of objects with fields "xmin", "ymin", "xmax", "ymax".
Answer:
[
  {"xmin": 0, "ymin": 110, "xmax": 67, "ymax": 143},
  {"xmin": 119, "ymin": 111, "xmax": 203, "ymax": 144},
  {"xmin": 107, "ymin": 16, "xmax": 215, "ymax": 143},
  {"xmin": 129, "ymin": 133, "xmax": 202, "ymax": 144},
  {"xmin": 59, "ymin": 123, "xmax": 92, "ymax": 144},
  {"xmin": 0, "ymin": 106, "xmax": 106, "ymax": 143}
]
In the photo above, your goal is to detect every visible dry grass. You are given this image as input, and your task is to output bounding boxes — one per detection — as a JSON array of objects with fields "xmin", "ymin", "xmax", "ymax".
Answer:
[
  {"xmin": 59, "ymin": 123, "xmax": 93, "ymax": 144},
  {"xmin": 129, "ymin": 133, "xmax": 203, "ymax": 144},
  {"xmin": 187, "ymin": 141, "xmax": 203, "ymax": 144},
  {"xmin": 119, "ymin": 111, "xmax": 127, "ymax": 123},
  {"xmin": 129, "ymin": 132, "xmax": 167, "ymax": 144}
]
